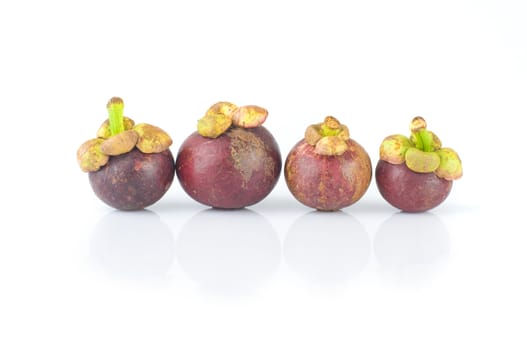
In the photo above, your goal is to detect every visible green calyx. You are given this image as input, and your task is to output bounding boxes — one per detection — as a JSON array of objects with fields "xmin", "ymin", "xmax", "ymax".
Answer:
[
  {"xmin": 379, "ymin": 116, "xmax": 462, "ymax": 180},
  {"xmin": 196, "ymin": 102, "xmax": 268, "ymax": 138},
  {"xmin": 77, "ymin": 97, "xmax": 173, "ymax": 172},
  {"xmin": 305, "ymin": 116, "xmax": 350, "ymax": 156}
]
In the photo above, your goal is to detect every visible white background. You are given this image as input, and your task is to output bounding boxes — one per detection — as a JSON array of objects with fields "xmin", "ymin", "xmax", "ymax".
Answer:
[{"xmin": 1, "ymin": 0, "xmax": 526, "ymax": 349}]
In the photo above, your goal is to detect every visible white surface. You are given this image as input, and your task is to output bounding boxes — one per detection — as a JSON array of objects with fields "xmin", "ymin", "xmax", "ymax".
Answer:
[{"xmin": 1, "ymin": 0, "xmax": 526, "ymax": 349}]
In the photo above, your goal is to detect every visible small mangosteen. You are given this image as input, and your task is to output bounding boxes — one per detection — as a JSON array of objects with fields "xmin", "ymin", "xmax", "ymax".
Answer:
[
  {"xmin": 175, "ymin": 102, "xmax": 281, "ymax": 209},
  {"xmin": 284, "ymin": 116, "xmax": 372, "ymax": 211},
  {"xmin": 77, "ymin": 97, "xmax": 175, "ymax": 210},
  {"xmin": 375, "ymin": 116, "xmax": 462, "ymax": 212}
]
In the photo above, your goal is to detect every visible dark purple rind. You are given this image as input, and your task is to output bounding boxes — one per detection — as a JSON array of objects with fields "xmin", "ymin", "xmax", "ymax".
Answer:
[
  {"xmin": 284, "ymin": 139, "xmax": 372, "ymax": 211},
  {"xmin": 375, "ymin": 160, "xmax": 452, "ymax": 212},
  {"xmin": 89, "ymin": 148, "xmax": 175, "ymax": 210},
  {"xmin": 175, "ymin": 126, "xmax": 282, "ymax": 209}
]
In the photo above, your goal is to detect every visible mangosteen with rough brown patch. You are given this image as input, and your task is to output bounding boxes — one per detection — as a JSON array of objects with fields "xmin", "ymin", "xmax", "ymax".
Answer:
[
  {"xmin": 375, "ymin": 117, "xmax": 462, "ymax": 212},
  {"xmin": 77, "ymin": 97, "xmax": 175, "ymax": 210},
  {"xmin": 284, "ymin": 116, "xmax": 372, "ymax": 211},
  {"xmin": 175, "ymin": 102, "xmax": 281, "ymax": 209}
]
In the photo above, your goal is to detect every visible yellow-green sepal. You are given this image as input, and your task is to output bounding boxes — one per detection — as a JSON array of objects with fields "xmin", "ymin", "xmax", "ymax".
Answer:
[
  {"xmin": 379, "ymin": 134, "xmax": 412, "ymax": 164},
  {"xmin": 197, "ymin": 113, "xmax": 233, "ymax": 138},
  {"xmin": 435, "ymin": 148, "xmax": 462, "ymax": 180},
  {"xmin": 405, "ymin": 147, "xmax": 441, "ymax": 173}
]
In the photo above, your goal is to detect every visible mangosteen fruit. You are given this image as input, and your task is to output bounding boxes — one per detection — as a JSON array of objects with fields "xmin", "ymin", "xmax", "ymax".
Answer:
[
  {"xmin": 284, "ymin": 116, "xmax": 372, "ymax": 211},
  {"xmin": 375, "ymin": 116, "xmax": 462, "ymax": 212},
  {"xmin": 175, "ymin": 102, "xmax": 281, "ymax": 209},
  {"xmin": 77, "ymin": 97, "xmax": 175, "ymax": 210}
]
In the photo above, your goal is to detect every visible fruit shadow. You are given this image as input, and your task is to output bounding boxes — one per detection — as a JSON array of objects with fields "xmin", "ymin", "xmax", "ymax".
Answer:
[
  {"xmin": 90, "ymin": 209, "xmax": 176, "ymax": 281},
  {"xmin": 175, "ymin": 208, "xmax": 281, "ymax": 296},
  {"xmin": 373, "ymin": 212, "xmax": 450, "ymax": 284},
  {"xmin": 284, "ymin": 210, "xmax": 371, "ymax": 287}
]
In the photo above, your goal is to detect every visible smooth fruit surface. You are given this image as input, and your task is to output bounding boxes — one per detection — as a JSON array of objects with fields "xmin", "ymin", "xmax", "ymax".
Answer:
[
  {"xmin": 285, "ymin": 139, "xmax": 371, "ymax": 211},
  {"xmin": 375, "ymin": 160, "xmax": 452, "ymax": 212},
  {"xmin": 175, "ymin": 126, "xmax": 281, "ymax": 209},
  {"xmin": 89, "ymin": 148, "xmax": 175, "ymax": 210}
]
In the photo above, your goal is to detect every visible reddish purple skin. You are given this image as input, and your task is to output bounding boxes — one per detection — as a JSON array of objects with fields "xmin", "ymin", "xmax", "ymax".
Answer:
[
  {"xmin": 89, "ymin": 148, "xmax": 175, "ymax": 210},
  {"xmin": 175, "ymin": 126, "xmax": 281, "ymax": 209},
  {"xmin": 284, "ymin": 140, "xmax": 372, "ymax": 211},
  {"xmin": 375, "ymin": 160, "xmax": 452, "ymax": 212}
]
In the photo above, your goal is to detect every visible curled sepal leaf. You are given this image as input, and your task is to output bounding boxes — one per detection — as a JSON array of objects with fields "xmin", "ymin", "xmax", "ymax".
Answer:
[
  {"xmin": 305, "ymin": 124, "xmax": 323, "ymax": 146},
  {"xmin": 337, "ymin": 124, "xmax": 350, "ymax": 141},
  {"xmin": 97, "ymin": 117, "xmax": 135, "ymax": 139},
  {"xmin": 197, "ymin": 113, "xmax": 233, "ymax": 138},
  {"xmin": 435, "ymin": 148, "xmax": 463, "ymax": 180},
  {"xmin": 315, "ymin": 136, "xmax": 348, "ymax": 156},
  {"xmin": 134, "ymin": 123, "xmax": 173, "ymax": 153},
  {"xmin": 232, "ymin": 105, "xmax": 268, "ymax": 128},
  {"xmin": 380, "ymin": 134, "xmax": 412, "ymax": 164},
  {"xmin": 100, "ymin": 130, "xmax": 139, "ymax": 156},
  {"xmin": 410, "ymin": 116, "xmax": 427, "ymax": 132},
  {"xmin": 429, "ymin": 131, "xmax": 442, "ymax": 151},
  {"xmin": 206, "ymin": 101, "xmax": 238, "ymax": 118},
  {"xmin": 77, "ymin": 138, "xmax": 109, "ymax": 172},
  {"xmin": 405, "ymin": 147, "xmax": 440, "ymax": 173}
]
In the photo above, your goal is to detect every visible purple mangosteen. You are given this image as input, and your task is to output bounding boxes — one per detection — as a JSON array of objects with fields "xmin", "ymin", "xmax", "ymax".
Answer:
[{"xmin": 77, "ymin": 97, "xmax": 175, "ymax": 210}]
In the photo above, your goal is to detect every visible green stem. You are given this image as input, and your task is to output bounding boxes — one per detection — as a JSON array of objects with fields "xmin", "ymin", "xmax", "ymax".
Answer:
[
  {"xmin": 409, "ymin": 117, "xmax": 434, "ymax": 152},
  {"xmin": 412, "ymin": 129, "xmax": 434, "ymax": 152},
  {"xmin": 107, "ymin": 97, "xmax": 125, "ymax": 136},
  {"xmin": 412, "ymin": 130, "xmax": 424, "ymax": 150},
  {"xmin": 420, "ymin": 130, "xmax": 434, "ymax": 152}
]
